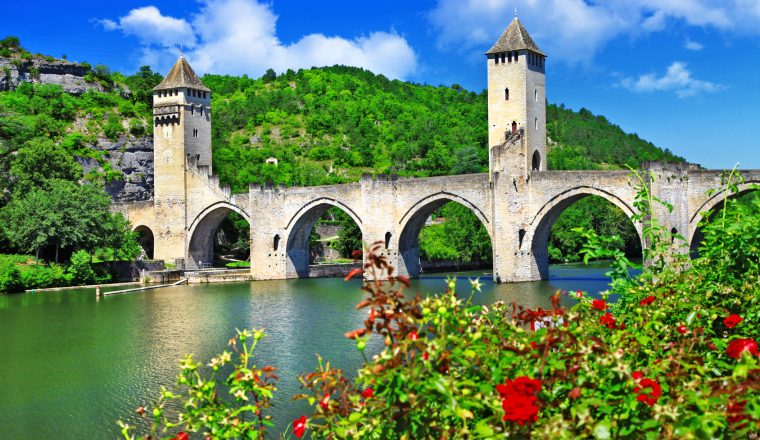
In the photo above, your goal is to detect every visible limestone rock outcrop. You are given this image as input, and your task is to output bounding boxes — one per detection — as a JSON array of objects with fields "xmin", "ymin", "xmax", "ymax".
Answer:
[
  {"xmin": 0, "ymin": 56, "xmax": 105, "ymax": 95},
  {"xmin": 77, "ymin": 136, "xmax": 155, "ymax": 202}
]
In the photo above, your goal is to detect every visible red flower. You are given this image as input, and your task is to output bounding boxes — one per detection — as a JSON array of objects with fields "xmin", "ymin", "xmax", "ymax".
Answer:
[
  {"xmin": 639, "ymin": 296, "xmax": 656, "ymax": 306},
  {"xmin": 574, "ymin": 290, "xmax": 583, "ymax": 299},
  {"xmin": 592, "ymin": 299, "xmax": 607, "ymax": 311},
  {"xmin": 423, "ymin": 351, "xmax": 430, "ymax": 360},
  {"xmin": 632, "ymin": 371, "xmax": 643, "ymax": 380},
  {"xmin": 409, "ymin": 331, "xmax": 419, "ymax": 341},
  {"xmin": 361, "ymin": 387, "xmax": 374, "ymax": 399},
  {"xmin": 319, "ymin": 392, "xmax": 330, "ymax": 410},
  {"xmin": 708, "ymin": 342, "xmax": 718, "ymax": 351},
  {"xmin": 727, "ymin": 400, "xmax": 748, "ymax": 426},
  {"xmin": 600, "ymin": 312, "xmax": 617, "ymax": 329},
  {"xmin": 677, "ymin": 325, "xmax": 688, "ymax": 335},
  {"xmin": 293, "ymin": 415, "xmax": 307, "ymax": 438},
  {"xmin": 723, "ymin": 314, "xmax": 743, "ymax": 329},
  {"xmin": 496, "ymin": 376, "xmax": 542, "ymax": 425},
  {"xmin": 726, "ymin": 338, "xmax": 759, "ymax": 359},
  {"xmin": 174, "ymin": 433, "xmax": 189, "ymax": 440},
  {"xmin": 634, "ymin": 378, "xmax": 662, "ymax": 406}
]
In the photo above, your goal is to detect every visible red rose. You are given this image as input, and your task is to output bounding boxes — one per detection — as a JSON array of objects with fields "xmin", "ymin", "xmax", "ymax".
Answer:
[
  {"xmin": 574, "ymin": 290, "xmax": 583, "ymax": 299},
  {"xmin": 632, "ymin": 371, "xmax": 643, "ymax": 380},
  {"xmin": 361, "ymin": 387, "xmax": 374, "ymax": 399},
  {"xmin": 592, "ymin": 299, "xmax": 607, "ymax": 311},
  {"xmin": 639, "ymin": 295, "xmax": 656, "ymax": 306},
  {"xmin": 319, "ymin": 392, "xmax": 330, "ymax": 410},
  {"xmin": 677, "ymin": 325, "xmax": 688, "ymax": 335},
  {"xmin": 409, "ymin": 331, "xmax": 419, "ymax": 341},
  {"xmin": 634, "ymin": 378, "xmax": 661, "ymax": 406},
  {"xmin": 726, "ymin": 338, "xmax": 759, "ymax": 359},
  {"xmin": 423, "ymin": 351, "xmax": 430, "ymax": 360},
  {"xmin": 293, "ymin": 415, "xmax": 307, "ymax": 438},
  {"xmin": 497, "ymin": 376, "xmax": 542, "ymax": 425},
  {"xmin": 727, "ymin": 400, "xmax": 748, "ymax": 426},
  {"xmin": 600, "ymin": 312, "xmax": 617, "ymax": 329},
  {"xmin": 723, "ymin": 314, "xmax": 743, "ymax": 329}
]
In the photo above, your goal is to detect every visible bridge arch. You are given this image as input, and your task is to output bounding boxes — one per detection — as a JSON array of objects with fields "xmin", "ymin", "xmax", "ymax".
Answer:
[
  {"xmin": 187, "ymin": 202, "xmax": 250, "ymax": 269},
  {"xmin": 688, "ymin": 180, "xmax": 760, "ymax": 255},
  {"xmin": 398, "ymin": 192, "xmax": 491, "ymax": 278},
  {"xmin": 528, "ymin": 186, "xmax": 642, "ymax": 280},
  {"xmin": 285, "ymin": 198, "xmax": 364, "ymax": 278},
  {"xmin": 133, "ymin": 225, "xmax": 154, "ymax": 260}
]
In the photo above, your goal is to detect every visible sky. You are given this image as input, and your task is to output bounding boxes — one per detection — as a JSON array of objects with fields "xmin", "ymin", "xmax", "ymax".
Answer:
[{"xmin": 2, "ymin": 0, "xmax": 759, "ymax": 169}]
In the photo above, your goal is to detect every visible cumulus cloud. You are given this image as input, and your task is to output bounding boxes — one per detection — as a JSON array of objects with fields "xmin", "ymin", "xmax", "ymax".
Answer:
[
  {"xmin": 619, "ymin": 62, "xmax": 723, "ymax": 98},
  {"xmin": 97, "ymin": 6, "xmax": 196, "ymax": 48},
  {"xmin": 684, "ymin": 38, "xmax": 704, "ymax": 50},
  {"xmin": 99, "ymin": 0, "xmax": 417, "ymax": 80},
  {"xmin": 428, "ymin": 0, "xmax": 760, "ymax": 63}
]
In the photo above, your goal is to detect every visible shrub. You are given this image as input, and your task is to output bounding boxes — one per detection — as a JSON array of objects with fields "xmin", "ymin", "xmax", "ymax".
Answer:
[
  {"xmin": 67, "ymin": 250, "xmax": 97, "ymax": 285},
  {"xmin": 0, "ymin": 260, "xmax": 23, "ymax": 293}
]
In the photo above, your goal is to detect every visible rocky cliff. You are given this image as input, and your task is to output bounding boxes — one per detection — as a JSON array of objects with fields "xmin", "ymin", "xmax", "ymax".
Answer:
[
  {"xmin": 78, "ymin": 135, "xmax": 155, "ymax": 202},
  {"xmin": 0, "ymin": 56, "xmax": 106, "ymax": 95}
]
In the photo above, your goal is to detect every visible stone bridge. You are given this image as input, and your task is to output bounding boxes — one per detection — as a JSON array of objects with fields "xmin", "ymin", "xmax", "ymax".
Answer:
[{"xmin": 114, "ymin": 137, "xmax": 760, "ymax": 283}]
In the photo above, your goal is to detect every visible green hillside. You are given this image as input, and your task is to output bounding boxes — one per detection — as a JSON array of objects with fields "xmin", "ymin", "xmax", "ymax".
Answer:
[{"xmin": 0, "ymin": 37, "xmax": 687, "ymax": 268}]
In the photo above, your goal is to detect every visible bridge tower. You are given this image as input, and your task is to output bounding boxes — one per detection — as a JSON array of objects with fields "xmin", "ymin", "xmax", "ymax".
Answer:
[
  {"xmin": 487, "ymin": 16, "xmax": 548, "ymax": 282},
  {"xmin": 151, "ymin": 56, "xmax": 212, "ymax": 264},
  {"xmin": 486, "ymin": 15, "xmax": 547, "ymax": 175}
]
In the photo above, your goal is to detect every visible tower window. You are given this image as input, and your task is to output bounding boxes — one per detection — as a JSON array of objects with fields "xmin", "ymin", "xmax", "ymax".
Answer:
[
  {"xmin": 535, "ymin": 90, "xmax": 538, "ymax": 102},
  {"xmin": 190, "ymin": 105, "xmax": 194, "ymax": 115},
  {"xmin": 193, "ymin": 128, "xmax": 198, "ymax": 138},
  {"xmin": 535, "ymin": 117, "xmax": 538, "ymax": 130},
  {"xmin": 514, "ymin": 51, "xmax": 518, "ymax": 62},
  {"xmin": 532, "ymin": 150, "xmax": 541, "ymax": 171},
  {"xmin": 501, "ymin": 53, "xmax": 505, "ymax": 63},
  {"xmin": 504, "ymin": 88, "xmax": 509, "ymax": 100},
  {"xmin": 199, "ymin": 107, "xmax": 203, "ymax": 116},
  {"xmin": 507, "ymin": 52, "xmax": 512, "ymax": 63},
  {"xmin": 511, "ymin": 121, "xmax": 517, "ymax": 134},
  {"xmin": 495, "ymin": 55, "xmax": 499, "ymax": 65}
]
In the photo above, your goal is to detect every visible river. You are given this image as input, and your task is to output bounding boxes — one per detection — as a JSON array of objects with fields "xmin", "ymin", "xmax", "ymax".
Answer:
[{"xmin": 0, "ymin": 262, "xmax": 620, "ymax": 438}]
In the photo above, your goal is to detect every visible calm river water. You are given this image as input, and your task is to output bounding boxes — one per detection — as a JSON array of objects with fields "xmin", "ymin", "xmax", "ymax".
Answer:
[{"xmin": 0, "ymin": 262, "xmax": 619, "ymax": 438}]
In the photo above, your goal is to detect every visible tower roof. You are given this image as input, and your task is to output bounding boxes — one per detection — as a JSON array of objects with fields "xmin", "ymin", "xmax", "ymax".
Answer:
[
  {"xmin": 486, "ymin": 17, "xmax": 545, "ymax": 56},
  {"xmin": 153, "ymin": 56, "xmax": 211, "ymax": 92}
]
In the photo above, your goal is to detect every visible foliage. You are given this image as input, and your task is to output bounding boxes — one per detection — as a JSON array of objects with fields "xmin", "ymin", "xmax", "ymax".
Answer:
[
  {"xmin": 332, "ymin": 209, "xmax": 362, "ymax": 259},
  {"xmin": 9, "ymin": 137, "xmax": 82, "ymax": 194},
  {"xmin": 0, "ymin": 254, "xmax": 72, "ymax": 292},
  {"xmin": 118, "ymin": 329, "xmax": 278, "ymax": 440},
  {"xmin": 419, "ymin": 203, "xmax": 492, "ymax": 263},
  {"xmin": 67, "ymin": 250, "xmax": 98, "ymax": 285}
]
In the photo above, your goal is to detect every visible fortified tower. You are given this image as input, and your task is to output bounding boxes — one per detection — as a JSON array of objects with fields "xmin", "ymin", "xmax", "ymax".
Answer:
[
  {"xmin": 487, "ymin": 15, "xmax": 547, "ymax": 175},
  {"xmin": 151, "ymin": 56, "xmax": 212, "ymax": 263}
]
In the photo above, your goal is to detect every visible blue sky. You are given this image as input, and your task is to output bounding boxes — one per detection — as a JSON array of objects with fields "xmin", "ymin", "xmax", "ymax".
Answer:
[{"xmin": 2, "ymin": 0, "xmax": 759, "ymax": 168}]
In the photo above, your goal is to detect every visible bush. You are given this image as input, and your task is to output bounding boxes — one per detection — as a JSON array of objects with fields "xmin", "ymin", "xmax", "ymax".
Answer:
[
  {"xmin": 67, "ymin": 250, "xmax": 97, "ymax": 285},
  {"xmin": 20, "ymin": 263, "xmax": 70, "ymax": 289},
  {"xmin": 0, "ymin": 260, "xmax": 23, "ymax": 293}
]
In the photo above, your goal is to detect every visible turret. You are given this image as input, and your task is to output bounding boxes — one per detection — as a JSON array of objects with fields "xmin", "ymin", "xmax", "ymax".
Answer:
[{"xmin": 487, "ymin": 16, "xmax": 547, "ymax": 175}]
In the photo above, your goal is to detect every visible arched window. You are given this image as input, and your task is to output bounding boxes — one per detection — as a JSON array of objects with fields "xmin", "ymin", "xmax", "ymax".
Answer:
[
  {"xmin": 504, "ymin": 88, "xmax": 510, "ymax": 100},
  {"xmin": 532, "ymin": 150, "xmax": 541, "ymax": 171},
  {"xmin": 511, "ymin": 121, "xmax": 517, "ymax": 134},
  {"xmin": 273, "ymin": 234, "xmax": 280, "ymax": 251},
  {"xmin": 535, "ymin": 90, "xmax": 538, "ymax": 102},
  {"xmin": 190, "ymin": 105, "xmax": 194, "ymax": 115},
  {"xmin": 535, "ymin": 117, "xmax": 538, "ymax": 130},
  {"xmin": 385, "ymin": 232, "xmax": 392, "ymax": 249}
]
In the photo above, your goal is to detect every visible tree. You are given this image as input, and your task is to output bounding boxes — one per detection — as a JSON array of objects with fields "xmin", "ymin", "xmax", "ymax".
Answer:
[
  {"xmin": 0, "ymin": 179, "xmax": 135, "ymax": 262},
  {"xmin": 10, "ymin": 137, "xmax": 82, "ymax": 194},
  {"xmin": 333, "ymin": 210, "xmax": 362, "ymax": 258},
  {"xmin": 125, "ymin": 65, "xmax": 163, "ymax": 106}
]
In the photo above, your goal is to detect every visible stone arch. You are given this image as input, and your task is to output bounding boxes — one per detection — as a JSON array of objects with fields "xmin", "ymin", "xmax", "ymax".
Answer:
[
  {"xmin": 285, "ymin": 199, "xmax": 364, "ymax": 278},
  {"xmin": 688, "ymin": 181, "xmax": 759, "ymax": 256},
  {"xmin": 187, "ymin": 202, "xmax": 250, "ymax": 269},
  {"xmin": 532, "ymin": 150, "xmax": 541, "ymax": 171},
  {"xmin": 528, "ymin": 187, "xmax": 642, "ymax": 280},
  {"xmin": 397, "ymin": 192, "xmax": 491, "ymax": 278},
  {"xmin": 133, "ymin": 225, "xmax": 154, "ymax": 260}
]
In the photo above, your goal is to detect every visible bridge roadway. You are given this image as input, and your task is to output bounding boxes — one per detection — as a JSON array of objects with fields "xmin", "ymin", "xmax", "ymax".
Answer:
[{"xmin": 114, "ymin": 156, "xmax": 759, "ymax": 283}]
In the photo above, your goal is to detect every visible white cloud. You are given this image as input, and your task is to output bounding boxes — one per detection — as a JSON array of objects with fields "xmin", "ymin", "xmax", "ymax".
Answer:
[
  {"xmin": 619, "ymin": 62, "xmax": 723, "ymax": 98},
  {"xmin": 684, "ymin": 38, "xmax": 704, "ymax": 50},
  {"xmin": 98, "ymin": 6, "xmax": 196, "ymax": 48},
  {"xmin": 100, "ymin": 0, "xmax": 417, "ymax": 80},
  {"xmin": 428, "ymin": 0, "xmax": 760, "ymax": 63}
]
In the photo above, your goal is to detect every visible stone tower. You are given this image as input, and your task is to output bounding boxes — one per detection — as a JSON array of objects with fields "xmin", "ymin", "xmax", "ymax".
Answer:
[
  {"xmin": 151, "ymin": 56, "xmax": 212, "ymax": 263},
  {"xmin": 486, "ymin": 16, "xmax": 546, "ymax": 175}
]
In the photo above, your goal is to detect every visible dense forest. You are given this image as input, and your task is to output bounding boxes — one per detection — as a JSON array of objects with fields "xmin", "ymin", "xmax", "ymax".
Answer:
[{"xmin": 0, "ymin": 35, "xmax": 687, "ymax": 285}]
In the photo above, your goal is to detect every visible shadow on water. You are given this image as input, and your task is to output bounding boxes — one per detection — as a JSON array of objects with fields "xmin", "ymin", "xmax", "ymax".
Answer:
[{"xmin": 0, "ymin": 261, "xmax": 630, "ymax": 438}]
